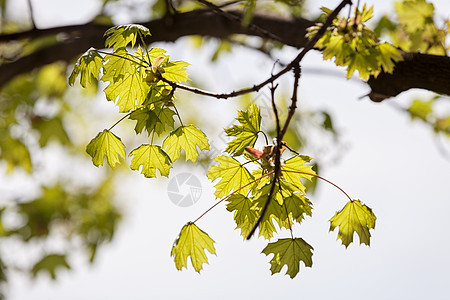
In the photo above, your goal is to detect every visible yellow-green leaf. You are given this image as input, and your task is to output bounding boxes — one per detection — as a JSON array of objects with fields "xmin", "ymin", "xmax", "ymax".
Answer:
[
  {"xmin": 162, "ymin": 61, "xmax": 190, "ymax": 83},
  {"xmin": 86, "ymin": 130, "xmax": 126, "ymax": 168},
  {"xmin": 280, "ymin": 155, "xmax": 315, "ymax": 194},
  {"xmin": 262, "ymin": 238, "xmax": 313, "ymax": 278},
  {"xmin": 224, "ymin": 104, "xmax": 261, "ymax": 155},
  {"xmin": 377, "ymin": 43, "xmax": 403, "ymax": 74},
  {"xmin": 206, "ymin": 155, "xmax": 254, "ymax": 198},
  {"xmin": 129, "ymin": 144, "xmax": 172, "ymax": 177},
  {"xmin": 226, "ymin": 194, "xmax": 258, "ymax": 239},
  {"xmin": 68, "ymin": 48, "xmax": 103, "ymax": 88},
  {"xmin": 104, "ymin": 24, "xmax": 151, "ymax": 51},
  {"xmin": 102, "ymin": 49, "xmax": 149, "ymax": 112},
  {"xmin": 171, "ymin": 222, "xmax": 216, "ymax": 273},
  {"xmin": 329, "ymin": 199, "xmax": 376, "ymax": 247},
  {"xmin": 395, "ymin": 0, "xmax": 434, "ymax": 33},
  {"xmin": 163, "ymin": 125, "xmax": 209, "ymax": 162}
]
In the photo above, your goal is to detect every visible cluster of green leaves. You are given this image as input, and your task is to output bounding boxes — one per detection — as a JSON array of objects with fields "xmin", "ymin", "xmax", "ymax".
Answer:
[
  {"xmin": 0, "ymin": 45, "xmax": 121, "ymax": 288},
  {"xmin": 0, "ymin": 178, "xmax": 120, "ymax": 281},
  {"xmin": 405, "ymin": 96, "xmax": 450, "ymax": 135},
  {"xmin": 307, "ymin": 4, "xmax": 403, "ymax": 80},
  {"xmin": 170, "ymin": 105, "xmax": 376, "ymax": 278},
  {"xmin": 375, "ymin": 0, "xmax": 449, "ymax": 55},
  {"xmin": 69, "ymin": 24, "xmax": 209, "ymax": 178}
]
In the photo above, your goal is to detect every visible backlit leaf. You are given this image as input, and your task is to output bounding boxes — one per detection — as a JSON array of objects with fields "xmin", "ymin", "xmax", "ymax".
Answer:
[
  {"xmin": 68, "ymin": 48, "xmax": 103, "ymax": 88},
  {"xmin": 163, "ymin": 125, "xmax": 209, "ymax": 162},
  {"xmin": 206, "ymin": 156, "xmax": 254, "ymax": 198},
  {"xmin": 86, "ymin": 130, "xmax": 126, "ymax": 168},
  {"xmin": 280, "ymin": 155, "xmax": 315, "ymax": 194},
  {"xmin": 395, "ymin": 0, "xmax": 434, "ymax": 32},
  {"xmin": 171, "ymin": 222, "xmax": 216, "ymax": 272},
  {"xmin": 224, "ymin": 104, "xmax": 261, "ymax": 155},
  {"xmin": 329, "ymin": 199, "xmax": 376, "ymax": 247},
  {"xmin": 129, "ymin": 144, "xmax": 172, "ymax": 177},
  {"xmin": 104, "ymin": 24, "xmax": 151, "ymax": 51},
  {"xmin": 162, "ymin": 61, "xmax": 190, "ymax": 83},
  {"xmin": 102, "ymin": 49, "xmax": 150, "ymax": 113},
  {"xmin": 262, "ymin": 238, "xmax": 313, "ymax": 278},
  {"xmin": 226, "ymin": 194, "xmax": 258, "ymax": 238}
]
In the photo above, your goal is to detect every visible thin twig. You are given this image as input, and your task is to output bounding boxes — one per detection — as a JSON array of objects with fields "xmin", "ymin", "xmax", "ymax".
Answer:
[
  {"xmin": 108, "ymin": 112, "xmax": 133, "ymax": 131},
  {"xmin": 161, "ymin": 0, "xmax": 352, "ymax": 100},
  {"xmin": 282, "ymin": 170, "xmax": 353, "ymax": 202},
  {"xmin": 246, "ymin": 82, "xmax": 282, "ymax": 240},
  {"xmin": 279, "ymin": 64, "xmax": 301, "ymax": 141},
  {"xmin": 26, "ymin": 0, "xmax": 37, "ymax": 29}
]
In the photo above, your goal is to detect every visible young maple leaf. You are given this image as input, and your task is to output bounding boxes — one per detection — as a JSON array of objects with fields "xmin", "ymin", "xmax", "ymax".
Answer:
[
  {"xmin": 68, "ymin": 48, "xmax": 103, "ymax": 88},
  {"xmin": 162, "ymin": 61, "xmax": 190, "ymax": 83},
  {"xmin": 129, "ymin": 144, "xmax": 172, "ymax": 178},
  {"xmin": 171, "ymin": 222, "xmax": 216, "ymax": 273},
  {"xmin": 329, "ymin": 199, "xmax": 376, "ymax": 247},
  {"xmin": 280, "ymin": 155, "xmax": 315, "ymax": 194},
  {"xmin": 226, "ymin": 194, "xmax": 259, "ymax": 239},
  {"xmin": 162, "ymin": 125, "xmax": 209, "ymax": 162},
  {"xmin": 262, "ymin": 238, "xmax": 314, "ymax": 278},
  {"xmin": 104, "ymin": 24, "xmax": 151, "ymax": 51},
  {"xmin": 31, "ymin": 254, "xmax": 71, "ymax": 280},
  {"xmin": 86, "ymin": 129, "xmax": 126, "ymax": 168},
  {"xmin": 206, "ymin": 155, "xmax": 254, "ymax": 198},
  {"xmin": 224, "ymin": 104, "xmax": 261, "ymax": 155},
  {"xmin": 102, "ymin": 49, "xmax": 149, "ymax": 113}
]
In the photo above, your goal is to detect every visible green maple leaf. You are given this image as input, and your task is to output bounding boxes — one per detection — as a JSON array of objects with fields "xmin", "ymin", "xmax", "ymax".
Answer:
[
  {"xmin": 251, "ymin": 184, "xmax": 284, "ymax": 239},
  {"xmin": 224, "ymin": 104, "xmax": 261, "ymax": 155},
  {"xmin": 283, "ymin": 194, "xmax": 313, "ymax": 224},
  {"xmin": 377, "ymin": 43, "xmax": 403, "ymax": 74},
  {"xmin": 280, "ymin": 155, "xmax": 315, "ymax": 194},
  {"xmin": 104, "ymin": 24, "xmax": 151, "ymax": 51},
  {"xmin": 129, "ymin": 107, "xmax": 159, "ymax": 135},
  {"xmin": 206, "ymin": 155, "xmax": 254, "ymax": 198},
  {"xmin": 262, "ymin": 238, "xmax": 313, "ymax": 278},
  {"xmin": 68, "ymin": 48, "xmax": 103, "ymax": 88},
  {"xmin": 226, "ymin": 194, "xmax": 258, "ymax": 238},
  {"xmin": 395, "ymin": 0, "xmax": 434, "ymax": 32},
  {"xmin": 329, "ymin": 199, "xmax": 376, "ymax": 247},
  {"xmin": 102, "ymin": 49, "xmax": 149, "ymax": 112},
  {"xmin": 31, "ymin": 254, "xmax": 71, "ymax": 280},
  {"xmin": 86, "ymin": 130, "xmax": 126, "ymax": 168},
  {"xmin": 162, "ymin": 125, "xmax": 209, "ymax": 162},
  {"xmin": 162, "ymin": 61, "xmax": 190, "ymax": 83},
  {"xmin": 407, "ymin": 98, "xmax": 434, "ymax": 121},
  {"xmin": 129, "ymin": 144, "xmax": 172, "ymax": 177},
  {"xmin": 148, "ymin": 48, "xmax": 168, "ymax": 61},
  {"xmin": 171, "ymin": 222, "xmax": 216, "ymax": 273},
  {"xmin": 152, "ymin": 107, "xmax": 176, "ymax": 135}
]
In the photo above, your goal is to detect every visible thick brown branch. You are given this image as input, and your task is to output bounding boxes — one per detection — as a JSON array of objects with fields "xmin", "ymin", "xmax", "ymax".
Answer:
[{"xmin": 367, "ymin": 51, "xmax": 450, "ymax": 102}]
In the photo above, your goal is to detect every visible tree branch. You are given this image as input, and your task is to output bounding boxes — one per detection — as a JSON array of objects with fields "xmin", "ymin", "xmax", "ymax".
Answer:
[{"xmin": 1, "ymin": 8, "xmax": 449, "ymax": 101}]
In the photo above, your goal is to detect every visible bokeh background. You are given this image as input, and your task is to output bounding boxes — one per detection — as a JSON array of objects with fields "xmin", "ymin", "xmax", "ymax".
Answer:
[{"xmin": 1, "ymin": 0, "xmax": 449, "ymax": 299}]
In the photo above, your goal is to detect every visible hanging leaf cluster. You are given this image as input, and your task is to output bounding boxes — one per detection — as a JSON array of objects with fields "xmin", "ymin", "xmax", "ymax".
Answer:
[
  {"xmin": 69, "ymin": 21, "xmax": 376, "ymax": 279},
  {"xmin": 307, "ymin": 4, "xmax": 403, "ymax": 80},
  {"xmin": 69, "ymin": 24, "xmax": 209, "ymax": 178}
]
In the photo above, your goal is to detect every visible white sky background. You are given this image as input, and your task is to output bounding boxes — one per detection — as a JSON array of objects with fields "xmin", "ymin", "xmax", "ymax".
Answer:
[{"xmin": 6, "ymin": 0, "xmax": 450, "ymax": 299}]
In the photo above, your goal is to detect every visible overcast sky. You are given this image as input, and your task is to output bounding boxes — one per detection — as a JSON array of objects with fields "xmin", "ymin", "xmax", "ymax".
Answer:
[{"xmin": 6, "ymin": 0, "xmax": 450, "ymax": 299}]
